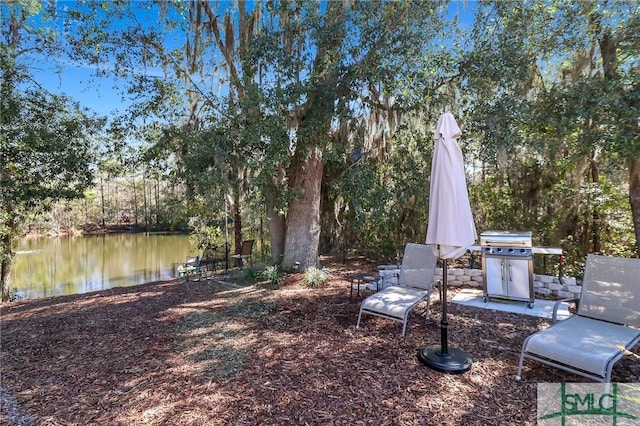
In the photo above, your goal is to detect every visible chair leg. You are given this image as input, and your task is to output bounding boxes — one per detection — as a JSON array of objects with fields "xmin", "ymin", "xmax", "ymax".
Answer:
[
  {"xmin": 424, "ymin": 289, "xmax": 433, "ymax": 321},
  {"xmin": 422, "ymin": 285, "xmax": 440, "ymax": 323},
  {"xmin": 190, "ymin": 268, "xmax": 200, "ymax": 282},
  {"xmin": 516, "ymin": 355, "xmax": 525, "ymax": 380},
  {"xmin": 516, "ymin": 337, "xmax": 531, "ymax": 380},
  {"xmin": 233, "ymin": 257, "xmax": 243, "ymax": 269}
]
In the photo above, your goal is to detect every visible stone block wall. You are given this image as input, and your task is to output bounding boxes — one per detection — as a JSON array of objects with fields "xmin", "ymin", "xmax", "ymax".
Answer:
[
  {"xmin": 433, "ymin": 268, "xmax": 581, "ymax": 300},
  {"xmin": 377, "ymin": 267, "xmax": 580, "ymax": 300}
]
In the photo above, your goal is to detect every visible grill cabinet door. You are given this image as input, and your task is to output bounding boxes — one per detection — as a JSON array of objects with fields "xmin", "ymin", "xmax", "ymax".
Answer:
[
  {"xmin": 483, "ymin": 256, "xmax": 533, "ymax": 303},
  {"xmin": 484, "ymin": 257, "xmax": 507, "ymax": 297},
  {"xmin": 505, "ymin": 258, "xmax": 531, "ymax": 300}
]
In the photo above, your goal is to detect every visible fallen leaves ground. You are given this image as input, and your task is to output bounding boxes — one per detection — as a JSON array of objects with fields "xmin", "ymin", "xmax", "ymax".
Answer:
[{"xmin": 1, "ymin": 256, "xmax": 638, "ymax": 425}]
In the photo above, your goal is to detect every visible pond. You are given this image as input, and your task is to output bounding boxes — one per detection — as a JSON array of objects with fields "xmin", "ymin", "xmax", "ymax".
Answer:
[{"xmin": 10, "ymin": 233, "xmax": 196, "ymax": 300}]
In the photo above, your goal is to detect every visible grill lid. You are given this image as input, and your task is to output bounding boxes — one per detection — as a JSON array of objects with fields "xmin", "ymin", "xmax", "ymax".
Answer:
[{"xmin": 480, "ymin": 230, "xmax": 532, "ymax": 248}]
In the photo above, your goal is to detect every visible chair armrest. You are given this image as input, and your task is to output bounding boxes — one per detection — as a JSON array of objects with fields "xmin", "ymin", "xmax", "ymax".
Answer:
[{"xmin": 552, "ymin": 297, "xmax": 578, "ymax": 322}]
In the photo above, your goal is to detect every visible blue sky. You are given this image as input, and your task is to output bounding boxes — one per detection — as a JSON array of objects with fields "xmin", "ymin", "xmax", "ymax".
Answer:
[
  {"xmin": 31, "ymin": 1, "xmax": 476, "ymax": 119},
  {"xmin": 28, "ymin": 0, "xmax": 173, "ymax": 118},
  {"xmin": 33, "ymin": 63, "xmax": 128, "ymax": 116}
]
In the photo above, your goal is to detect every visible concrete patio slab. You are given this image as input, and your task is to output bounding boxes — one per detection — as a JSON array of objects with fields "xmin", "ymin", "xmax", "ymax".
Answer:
[{"xmin": 452, "ymin": 288, "xmax": 571, "ymax": 320}]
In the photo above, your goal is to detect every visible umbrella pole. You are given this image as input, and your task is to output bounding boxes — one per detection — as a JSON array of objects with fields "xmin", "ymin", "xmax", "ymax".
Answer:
[
  {"xmin": 441, "ymin": 259, "xmax": 449, "ymax": 354},
  {"xmin": 417, "ymin": 256, "xmax": 472, "ymax": 374}
]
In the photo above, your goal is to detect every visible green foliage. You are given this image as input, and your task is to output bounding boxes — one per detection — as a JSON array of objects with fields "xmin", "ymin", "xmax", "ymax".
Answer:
[
  {"xmin": 2, "ymin": 90, "xmax": 101, "ymax": 210},
  {"xmin": 242, "ymin": 267, "xmax": 262, "ymax": 283},
  {"xmin": 5, "ymin": 0, "xmax": 639, "ymax": 290},
  {"xmin": 328, "ymin": 117, "xmax": 433, "ymax": 261},
  {"xmin": 302, "ymin": 267, "xmax": 328, "ymax": 288},
  {"xmin": 1, "ymin": 2, "xmax": 105, "ymax": 299},
  {"xmin": 189, "ymin": 221, "xmax": 225, "ymax": 250},
  {"xmin": 261, "ymin": 265, "xmax": 283, "ymax": 286}
]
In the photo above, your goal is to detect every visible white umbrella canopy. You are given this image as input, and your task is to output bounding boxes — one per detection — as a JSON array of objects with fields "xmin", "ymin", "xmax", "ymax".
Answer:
[
  {"xmin": 425, "ymin": 112, "xmax": 477, "ymax": 258},
  {"xmin": 419, "ymin": 112, "xmax": 476, "ymax": 374}
]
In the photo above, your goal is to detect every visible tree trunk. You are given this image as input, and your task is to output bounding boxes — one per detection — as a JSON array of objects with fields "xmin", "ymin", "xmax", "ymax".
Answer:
[
  {"xmin": 132, "ymin": 175, "xmax": 138, "ymax": 225},
  {"xmin": 629, "ymin": 158, "xmax": 640, "ymax": 257},
  {"xmin": 231, "ymin": 182, "xmax": 243, "ymax": 256},
  {"xmin": 281, "ymin": 147, "xmax": 324, "ymax": 270},
  {"xmin": 114, "ymin": 181, "xmax": 119, "ymax": 225},
  {"xmin": 143, "ymin": 174, "xmax": 149, "ymax": 227},
  {"xmin": 0, "ymin": 215, "xmax": 15, "ymax": 302},
  {"xmin": 155, "ymin": 178, "xmax": 160, "ymax": 224},
  {"xmin": 594, "ymin": 18, "xmax": 640, "ymax": 255},
  {"xmin": 100, "ymin": 173, "xmax": 106, "ymax": 227},
  {"xmin": 266, "ymin": 203, "xmax": 285, "ymax": 265},
  {"xmin": 1, "ymin": 257, "xmax": 11, "ymax": 302},
  {"xmin": 264, "ymin": 170, "xmax": 286, "ymax": 264},
  {"xmin": 590, "ymin": 148, "xmax": 601, "ymax": 254},
  {"xmin": 1, "ymin": 245, "xmax": 12, "ymax": 302}
]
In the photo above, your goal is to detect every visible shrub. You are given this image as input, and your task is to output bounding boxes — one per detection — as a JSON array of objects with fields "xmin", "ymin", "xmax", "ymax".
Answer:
[
  {"xmin": 261, "ymin": 265, "xmax": 283, "ymax": 286},
  {"xmin": 242, "ymin": 267, "xmax": 262, "ymax": 282},
  {"xmin": 303, "ymin": 266, "xmax": 328, "ymax": 287}
]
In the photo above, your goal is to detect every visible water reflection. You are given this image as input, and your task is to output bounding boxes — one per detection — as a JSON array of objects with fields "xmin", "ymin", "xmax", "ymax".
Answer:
[{"xmin": 12, "ymin": 233, "xmax": 195, "ymax": 300}]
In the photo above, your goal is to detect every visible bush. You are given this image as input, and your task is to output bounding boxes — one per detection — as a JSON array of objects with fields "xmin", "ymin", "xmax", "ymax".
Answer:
[
  {"xmin": 261, "ymin": 265, "xmax": 283, "ymax": 286},
  {"xmin": 303, "ymin": 266, "xmax": 328, "ymax": 288},
  {"xmin": 242, "ymin": 267, "xmax": 262, "ymax": 282}
]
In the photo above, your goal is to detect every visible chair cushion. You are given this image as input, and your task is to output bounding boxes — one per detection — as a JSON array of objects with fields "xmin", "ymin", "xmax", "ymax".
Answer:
[
  {"xmin": 360, "ymin": 286, "xmax": 429, "ymax": 320},
  {"xmin": 524, "ymin": 316, "xmax": 640, "ymax": 378}
]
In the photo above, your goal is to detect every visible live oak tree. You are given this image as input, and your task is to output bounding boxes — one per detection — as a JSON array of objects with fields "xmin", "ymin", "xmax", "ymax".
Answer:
[
  {"xmin": 65, "ymin": 0, "xmax": 452, "ymax": 270},
  {"xmin": 177, "ymin": 1, "xmax": 465, "ymax": 269},
  {"xmin": 230, "ymin": 0, "xmax": 451, "ymax": 269},
  {"xmin": 0, "ymin": 0, "xmax": 102, "ymax": 301}
]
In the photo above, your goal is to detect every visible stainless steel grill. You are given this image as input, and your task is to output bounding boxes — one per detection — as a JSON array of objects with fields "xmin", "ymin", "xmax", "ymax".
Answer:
[{"xmin": 481, "ymin": 231, "xmax": 534, "ymax": 307}]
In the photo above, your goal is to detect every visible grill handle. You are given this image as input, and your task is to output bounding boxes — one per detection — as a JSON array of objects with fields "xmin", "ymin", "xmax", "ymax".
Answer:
[{"xmin": 482, "ymin": 240, "xmax": 531, "ymax": 246}]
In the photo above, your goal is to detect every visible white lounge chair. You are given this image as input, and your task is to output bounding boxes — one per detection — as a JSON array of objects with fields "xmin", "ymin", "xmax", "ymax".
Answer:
[
  {"xmin": 516, "ymin": 254, "xmax": 640, "ymax": 382},
  {"xmin": 356, "ymin": 243, "xmax": 439, "ymax": 336}
]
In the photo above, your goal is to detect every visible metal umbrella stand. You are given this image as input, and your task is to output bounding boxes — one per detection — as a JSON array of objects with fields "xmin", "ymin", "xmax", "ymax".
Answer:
[
  {"xmin": 417, "ymin": 112, "xmax": 477, "ymax": 374},
  {"xmin": 418, "ymin": 256, "xmax": 471, "ymax": 373}
]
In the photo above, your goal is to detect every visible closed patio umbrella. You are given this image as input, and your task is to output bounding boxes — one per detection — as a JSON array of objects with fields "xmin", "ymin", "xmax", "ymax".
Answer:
[{"xmin": 418, "ymin": 112, "xmax": 477, "ymax": 373}]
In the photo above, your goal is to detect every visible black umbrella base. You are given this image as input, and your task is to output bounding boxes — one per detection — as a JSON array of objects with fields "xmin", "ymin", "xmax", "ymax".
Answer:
[{"xmin": 417, "ymin": 345, "xmax": 472, "ymax": 374}]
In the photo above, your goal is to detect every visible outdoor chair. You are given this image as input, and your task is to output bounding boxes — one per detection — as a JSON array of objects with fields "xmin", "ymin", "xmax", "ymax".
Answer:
[
  {"xmin": 516, "ymin": 254, "xmax": 640, "ymax": 383},
  {"xmin": 232, "ymin": 240, "xmax": 254, "ymax": 269},
  {"xmin": 200, "ymin": 243, "xmax": 230, "ymax": 272},
  {"xmin": 177, "ymin": 256, "xmax": 205, "ymax": 281},
  {"xmin": 356, "ymin": 243, "xmax": 440, "ymax": 336}
]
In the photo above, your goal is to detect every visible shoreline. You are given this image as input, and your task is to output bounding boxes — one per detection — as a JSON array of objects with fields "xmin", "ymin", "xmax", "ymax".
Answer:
[{"xmin": 22, "ymin": 224, "xmax": 187, "ymax": 239}]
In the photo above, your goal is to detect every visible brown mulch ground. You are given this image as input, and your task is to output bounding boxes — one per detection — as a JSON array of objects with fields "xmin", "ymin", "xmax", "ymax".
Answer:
[{"xmin": 1, "ymin": 256, "xmax": 638, "ymax": 426}]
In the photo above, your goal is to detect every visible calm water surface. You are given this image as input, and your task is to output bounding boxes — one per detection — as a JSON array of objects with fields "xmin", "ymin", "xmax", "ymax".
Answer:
[{"xmin": 12, "ymin": 233, "xmax": 195, "ymax": 300}]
